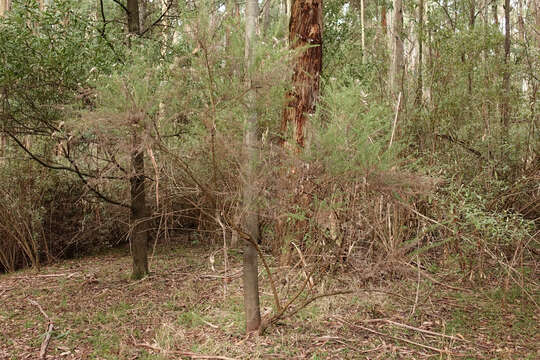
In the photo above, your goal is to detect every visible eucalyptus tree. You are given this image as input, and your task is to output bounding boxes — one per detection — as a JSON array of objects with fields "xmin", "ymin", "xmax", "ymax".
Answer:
[{"xmin": 282, "ymin": 0, "xmax": 323, "ymax": 147}]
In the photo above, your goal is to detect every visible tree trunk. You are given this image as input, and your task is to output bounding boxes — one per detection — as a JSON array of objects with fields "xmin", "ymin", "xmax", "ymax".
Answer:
[
  {"xmin": 467, "ymin": 0, "xmax": 476, "ymax": 95},
  {"xmin": 415, "ymin": 0, "xmax": 424, "ymax": 106},
  {"xmin": 391, "ymin": 0, "xmax": 404, "ymax": 96},
  {"xmin": 127, "ymin": 0, "xmax": 149, "ymax": 280},
  {"xmin": 361, "ymin": 0, "xmax": 365, "ymax": 64},
  {"xmin": 139, "ymin": 0, "xmax": 147, "ymax": 33},
  {"xmin": 262, "ymin": 0, "xmax": 272, "ymax": 35},
  {"xmin": 381, "ymin": 4, "xmax": 387, "ymax": 34},
  {"xmin": 492, "ymin": 0, "xmax": 499, "ymax": 26},
  {"xmin": 502, "ymin": 0, "xmax": 511, "ymax": 127},
  {"xmin": 243, "ymin": 0, "xmax": 261, "ymax": 333},
  {"xmin": 0, "ymin": 0, "xmax": 9, "ymax": 16},
  {"xmin": 281, "ymin": 0, "xmax": 323, "ymax": 148},
  {"xmin": 536, "ymin": 0, "xmax": 540, "ymax": 48}
]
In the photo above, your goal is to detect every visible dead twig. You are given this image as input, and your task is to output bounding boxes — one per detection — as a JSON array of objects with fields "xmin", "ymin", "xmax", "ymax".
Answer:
[
  {"xmin": 334, "ymin": 316, "xmax": 462, "ymax": 356},
  {"xmin": 364, "ymin": 318, "xmax": 491, "ymax": 350},
  {"xmin": 409, "ymin": 255, "xmax": 421, "ymax": 318},
  {"xmin": 388, "ymin": 92, "xmax": 401, "ymax": 149},
  {"xmin": 383, "ymin": 319, "xmax": 470, "ymax": 343},
  {"xmin": 291, "ymin": 241, "xmax": 314, "ymax": 287},
  {"xmin": 133, "ymin": 340, "xmax": 237, "ymax": 359},
  {"xmin": 27, "ymin": 298, "xmax": 54, "ymax": 360},
  {"xmin": 216, "ymin": 213, "xmax": 228, "ymax": 299},
  {"xmin": 11, "ymin": 273, "xmax": 79, "ymax": 280}
]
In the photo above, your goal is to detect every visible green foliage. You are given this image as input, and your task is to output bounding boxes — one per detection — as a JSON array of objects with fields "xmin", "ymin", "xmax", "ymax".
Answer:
[
  {"xmin": 311, "ymin": 79, "xmax": 398, "ymax": 175},
  {"xmin": 0, "ymin": 0, "xmax": 116, "ymax": 131}
]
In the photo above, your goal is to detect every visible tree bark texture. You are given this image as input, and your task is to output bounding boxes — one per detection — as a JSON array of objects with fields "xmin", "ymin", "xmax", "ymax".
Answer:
[
  {"xmin": 391, "ymin": 0, "xmax": 404, "ymax": 96},
  {"xmin": 127, "ymin": 0, "xmax": 149, "ymax": 280},
  {"xmin": 130, "ymin": 114, "xmax": 149, "ymax": 280},
  {"xmin": 492, "ymin": 0, "xmax": 499, "ymax": 26},
  {"xmin": 243, "ymin": 0, "xmax": 261, "ymax": 333},
  {"xmin": 281, "ymin": 0, "xmax": 323, "ymax": 148},
  {"xmin": 381, "ymin": 4, "xmax": 387, "ymax": 34}
]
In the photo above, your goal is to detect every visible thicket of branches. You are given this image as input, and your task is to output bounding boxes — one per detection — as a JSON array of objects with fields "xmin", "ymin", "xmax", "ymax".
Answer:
[{"xmin": 0, "ymin": 0, "xmax": 537, "ymax": 329}]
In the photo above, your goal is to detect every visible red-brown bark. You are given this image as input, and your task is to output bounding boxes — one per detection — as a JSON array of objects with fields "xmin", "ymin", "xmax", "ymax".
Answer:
[
  {"xmin": 381, "ymin": 5, "xmax": 387, "ymax": 34},
  {"xmin": 281, "ymin": 0, "xmax": 323, "ymax": 148}
]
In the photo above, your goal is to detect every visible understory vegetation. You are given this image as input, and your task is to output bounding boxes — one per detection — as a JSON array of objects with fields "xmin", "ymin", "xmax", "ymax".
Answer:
[{"xmin": 0, "ymin": 0, "xmax": 538, "ymax": 358}]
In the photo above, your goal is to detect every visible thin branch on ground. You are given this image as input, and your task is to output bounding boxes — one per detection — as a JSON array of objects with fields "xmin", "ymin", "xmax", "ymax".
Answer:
[
  {"xmin": 334, "ymin": 316, "xmax": 460, "ymax": 356},
  {"xmin": 132, "ymin": 339, "xmax": 237, "ymax": 360},
  {"xmin": 27, "ymin": 298, "xmax": 54, "ymax": 360}
]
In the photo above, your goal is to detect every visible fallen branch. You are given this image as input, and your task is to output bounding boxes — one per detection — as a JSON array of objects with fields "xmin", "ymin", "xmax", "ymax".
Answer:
[
  {"xmin": 334, "ymin": 316, "xmax": 459, "ymax": 356},
  {"xmin": 383, "ymin": 319, "xmax": 469, "ymax": 343},
  {"xmin": 27, "ymin": 298, "xmax": 54, "ymax": 360},
  {"xmin": 133, "ymin": 340, "xmax": 237, "ymax": 360}
]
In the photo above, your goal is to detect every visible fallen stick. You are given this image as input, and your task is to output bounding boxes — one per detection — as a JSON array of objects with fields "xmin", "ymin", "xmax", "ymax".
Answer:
[
  {"xmin": 40, "ymin": 323, "xmax": 54, "ymax": 359},
  {"xmin": 384, "ymin": 319, "xmax": 469, "ymax": 343},
  {"xmin": 334, "ymin": 316, "xmax": 459, "ymax": 356},
  {"xmin": 27, "ymin": 298, "xmax": 54, "ymax": 360},
  {"xmin": 133, "ymin": 340, "xmax": 237, "ymax": 360}
]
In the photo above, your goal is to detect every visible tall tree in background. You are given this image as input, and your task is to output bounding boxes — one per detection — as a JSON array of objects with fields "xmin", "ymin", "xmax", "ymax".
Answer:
[
  {"xmin": 281, "ymin": 0, "xmax": 323, "ymax": 148},
  {"xmin": 38, "ymin": 0, "xmax": 53, "ymax": 10},
  {"xmin": 243, "ymin": 0, "xmax": 262, "ymax": 333},
  {"xmin": 415, "ymin": 0, "xmax": 424, "ymax": 106},
  {"xmin": 390, "ymin": 0, "xmax": 404, "ymax": 96},
  {"xmin": 381, "ymin": 2, "xmax": 387, "ymax": 35},
  {"xmin": 0, "ymin": 0, "xmax": 9, "ymax": 16},
  {"xmin": 536, "ymin": 0, "xmax": 540, "ymax": 48},
  {"xmin": 501, "ymin": 0, "xmax": 511, "ymax": 127},
  {"xmin": 0, "ymin": 0, "xmax": 7, "ymax": 161},
  {"xmin": 127, "ymin": 0, "xmax": 150, "ymax": 280}
]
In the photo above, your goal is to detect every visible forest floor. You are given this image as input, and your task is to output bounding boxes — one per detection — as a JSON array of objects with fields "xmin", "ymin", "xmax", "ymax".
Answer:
[{"xmin": 1, "ymin": 241, "xmax": 538, "ymax": 360}]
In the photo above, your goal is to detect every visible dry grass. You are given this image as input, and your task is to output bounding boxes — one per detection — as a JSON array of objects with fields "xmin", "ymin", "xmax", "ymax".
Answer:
[{"xmin": 0, "ymin": 241, "xmax": 538, "ymax": 360}]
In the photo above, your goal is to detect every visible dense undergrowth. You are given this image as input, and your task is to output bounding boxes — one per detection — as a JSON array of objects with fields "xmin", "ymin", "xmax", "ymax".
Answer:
[{"xmin": 0, "ymin": 0, "xmax": 537, "ymax": 316}]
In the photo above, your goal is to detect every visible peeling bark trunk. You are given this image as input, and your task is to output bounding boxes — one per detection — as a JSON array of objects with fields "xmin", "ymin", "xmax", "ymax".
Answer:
[
  {"xmin": 381, "ymin": 5, "xmax": 387, "ymax": 34},
  {"xmin": 243, "ymin": 0, "xmax": 261, "ymax": 333},
  {"xmin": 281, "ymin": 0, "xmax": 323, "ymax": 148},
  {"xmin": 127, "ymin": 0, "xmax": 149, "ymax": 280}
]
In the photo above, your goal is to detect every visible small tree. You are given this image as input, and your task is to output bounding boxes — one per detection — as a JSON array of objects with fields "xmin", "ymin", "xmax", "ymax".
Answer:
[
  {"xmin": 126, "ymin": 0, "xmax": 150, "ymax": 280},
  {"xmin": 242, "ymin": 0, "xmax": 261, "ymax": 333}
]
